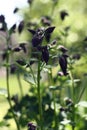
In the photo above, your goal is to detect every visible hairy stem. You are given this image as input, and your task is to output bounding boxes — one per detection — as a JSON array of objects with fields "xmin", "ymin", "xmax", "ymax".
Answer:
[
  {"xmin": 6, "ymin": 42, "xmax": 20, "ymax": 130},
  {"xmin": 37, "ymin": 60, "xmax": 43, "ymax": 130}
]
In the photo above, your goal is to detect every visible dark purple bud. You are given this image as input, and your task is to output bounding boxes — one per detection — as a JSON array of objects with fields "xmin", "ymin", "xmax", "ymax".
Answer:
[
  {"xmin": 50, "ymin": 40, "xmax": 57, "ymax": 46},
  {"xmin": 45, "ymin": 33, "xmax": 51, "ymax": 42},
  {"xmin": 16, "ymin": 59, "xmax": 26, "ymax": 66},
  {"xmin": 2, "ymin": 51, "xmax": 7, "ymax": 60},
  {"xmin": 13, "ymin": 7, "xmax": 19, "ymax": 13},
  {"xmin": 32, "ymin": 34, "xmax": 43, "ymax": 47},
  {"xmin": 18, "ymin": 20, "xmax": 24, "ymax": 34},
  {"xmin": 60, "ymin": 107, "xmax": 65, "ymax": 112},
  {"xmin": 0, "ymin": 15, "xmax": 5, "ymax": 22},
  {"xmin": 60, "ymin": 10, "xmax": 69, "ymax": 20},
  {"xmin": 19, "ymin": 43, "xmax": 27, "ymax": 53},
  {"xmin": 58, "ymin": 45, "xmax": 68, "ymax": 53},
  {"xmin": 42, "ymin": 46, "xmax": 49, "ymax": 63},
  {"xmin": 28, "ymin": 29, "xmax": 36, "ymax": 35},
  {"xmin": 59, "ymin": 54, "xmax": 68, "ymax": 76},
  {"xmin": 31, "ymin": 28, "xmax": 44, "ymax": 47},
  {"xmin": 10, "ymin": 64, "xmax": 17, "ymax": 74},
  {"xmin": 0, "ymin": 15, "xmax": 7, "ymax": 31},
  {"xmin": 9, "ymin": 24, "xmax": 16, "ymax": 34},
  {"xmin": 13, "ymin": 47, "xmax": 21, "ymax": 52},
  {"xmin": 45, "ymin": 26, "xmax": 55, "ymax": 42},
  {"xmin": 28, "ymin": 122, "xmax": 37, "ymax": 130}
]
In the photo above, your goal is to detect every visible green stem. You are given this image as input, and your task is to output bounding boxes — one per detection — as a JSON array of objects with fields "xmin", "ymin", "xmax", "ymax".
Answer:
[
  {"xmin": 69, "ymin": 71, "xmax": 75, "ymax": 102},
  {"xmin": 53, "ymin": 91, "xmax": 58, "ymax": 130},
  {"xmin": 17, "ymin": 73, "xmax": 23, "ymax": 98},
  {"xmin": 6, "ymin": 51, "xmax": 20, "ymax": 130},
  {"xmin": 69, "ymin": 71, "xmax": 75, "ymax": 130},
  {"xmin": 50, "ymin": 68, "xmax": 58, "ymax": 130},
  {"xmin": 37, "ymin": 60, "xmax": 43, "ymax": 130}
]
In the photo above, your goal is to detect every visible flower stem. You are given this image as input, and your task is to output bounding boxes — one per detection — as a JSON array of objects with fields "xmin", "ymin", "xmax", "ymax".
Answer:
[
  {"xmin": 6, "ymin": 50, "xmax": 20, "ymax": 130},
  {"xmin": 37, "ymin": 60, "xmax": 43, "ymax": 130},
  {"xmin": 17, "ymin": 73, "xmax": 23, "ymax": 98},
  {"xmin": 53, "ymin": 91, "xmax": 58, "ymax": 130},
  {"xmin": 50, "ymin": 69, "xmax": 58, "ymax": 130},
  {"xmin": 69, "ymin": 71, "xmax": 75, "ymax": 130}
]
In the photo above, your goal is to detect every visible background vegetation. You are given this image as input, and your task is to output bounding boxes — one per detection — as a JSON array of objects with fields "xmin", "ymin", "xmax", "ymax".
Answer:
[{"xmin": 0, "ymin": 0, "xmax": 87, "ymax": 130}]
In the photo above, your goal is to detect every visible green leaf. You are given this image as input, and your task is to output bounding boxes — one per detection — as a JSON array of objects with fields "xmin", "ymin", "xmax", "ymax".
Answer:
[
  {"xmin": 60, "ymin": 119, "xmax": 71, "ymax": 125},
  {"xmin": 67, "ymin": 79, "xmax": 80, "ymax": 83},
  {"xmin": 24, "ymin": 73, "xmax": 36, "ymax": 85},
  {"xmin": 77, "ymin": 101, "xmax": 87, "ymax": 108},
  {"xmin": 49, "ymin": 86, "xmax": 62, "ymax": 91},
  {"xmin": 0, "ymin": 88, "xmax": 7, "ymax": 97},
  {"xmin": 0, "ymin": 121, "xmax": 9, "ymax": 127}
]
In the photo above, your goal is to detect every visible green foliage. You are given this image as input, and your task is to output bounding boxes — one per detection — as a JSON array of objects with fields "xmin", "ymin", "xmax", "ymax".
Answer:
[{"xmin": 0, "ymin": 0, "xmax": 87, "ymax": 130}]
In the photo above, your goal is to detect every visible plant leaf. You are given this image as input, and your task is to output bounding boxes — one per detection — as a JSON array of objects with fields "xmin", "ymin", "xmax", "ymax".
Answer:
[
  {"xmin": 60, "ymin": 119, "xmax": 71, "ymax": 125},
  {"xmin": 77, "ymin": 101, "xmax": 87, "ymax": 108},
  {"xmin": 24, "ymin": 73, "xmax": 36, "ymax": 85}
]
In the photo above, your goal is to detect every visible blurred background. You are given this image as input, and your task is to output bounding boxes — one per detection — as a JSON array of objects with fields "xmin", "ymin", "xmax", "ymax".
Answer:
[{"xmin": 0, "ymin": 0, "xmax": 87, "ymax": 130}]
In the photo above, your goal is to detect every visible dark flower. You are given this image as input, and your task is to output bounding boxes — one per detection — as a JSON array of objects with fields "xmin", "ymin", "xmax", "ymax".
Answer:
[
  {"xmin": 59, "ymin": 54, "xmax": 68, "ymax": 75},
  {"xmin": 10, "ymin": 64, "xmax": 17, "ymax": 74},
  {"xmin": 28, "ymin": 122, "xmax": 37, "ymax": 130},
  {"xmin": 41, "ymin": 46, "xmax": 49, "ymax": 64},
  {"xmin": 13, "ymin": 7, "xmax": 19, "ymax": 13},
  {"xmin": 37, "ymin": 45, "xmax": 49, "ymax": 63},
  {"xmin": 0, "ymin": 15, "xmax": 5, "ymax": 23},
  {"xmin": 31, "ymin": 28, "xmax": 44, "ymax": 47},
  {"xmin": 18, "ymin": 20, "xmax": 24, "ymax": 34},
  {"xmin": 45, "ymin": 26, "xmax": 55, "ymax": 34},
  {"xmin": 45, "ymin": 26, "xmax": 55, "ymax": 42},
  {"xmin": 9, "ymin": 24, "xmax": 16, "ymax": 34},
  {"xmin": 45, "ymin": 33, "xmax": 51, "ymax": 42},
  {"xmin": 58, "ymin": 45, "xmax": 68, "ymax": 53},
  {"xmin": 13, "ymin": 47, "xmax": 21, "ymax": 52},
  {"xmin": 28, "ymin": 29, "xmax": 36, "ymax": 35},
  {"xmin": 2, "ymin": 51, "xmax": 7, "ymax": 60},
  {"xmin": 19, "ymin": 43, "xmax": 27, "ymax": 53},
  {"xmin": 60, "ymin": 10, "xmax": 69, "ymax": 20},
  {"xmin": 0, "ymin": 15, "xmax": 7, "ymax": 31},
  {"xmin": 16, "ymin": 59, "xmax": 26, "ymax": 66}
]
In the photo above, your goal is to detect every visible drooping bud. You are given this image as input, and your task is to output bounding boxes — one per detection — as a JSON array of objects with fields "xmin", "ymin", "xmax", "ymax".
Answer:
[
  {"xmin": 59, "ymin": 54, "xmax": 68, "ymax": 76},
  {"xmin": 58, "ymin": 45, "xmax": 68, "ymax": 53}
]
